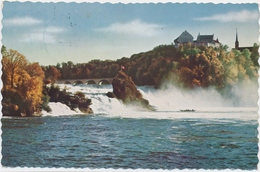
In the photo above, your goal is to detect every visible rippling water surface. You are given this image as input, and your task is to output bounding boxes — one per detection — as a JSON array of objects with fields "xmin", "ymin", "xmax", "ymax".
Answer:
[{"xmin": 2, "ymin": 111, "xmax": 258, "ymax": 169}]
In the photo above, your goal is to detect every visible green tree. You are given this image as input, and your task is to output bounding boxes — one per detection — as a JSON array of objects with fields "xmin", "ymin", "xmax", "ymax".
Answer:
[{"xmin": 250, "ymin": 43, "xmax": 259, "ymax": 67}]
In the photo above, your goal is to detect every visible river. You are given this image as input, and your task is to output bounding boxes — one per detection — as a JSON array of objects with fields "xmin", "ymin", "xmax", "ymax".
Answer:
[{"xmin": 1, "ymin": 84, "xmax": 258, "ymax": 170}]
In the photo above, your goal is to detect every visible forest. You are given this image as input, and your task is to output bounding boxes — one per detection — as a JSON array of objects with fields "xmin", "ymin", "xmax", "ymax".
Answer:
[
  {"xmin": 45, "ymin": 43, "xmax": 259, "ymax": 89},
  {"xmin": 1, "ymin": 43, "xmax": 259, "ymax": 116}
]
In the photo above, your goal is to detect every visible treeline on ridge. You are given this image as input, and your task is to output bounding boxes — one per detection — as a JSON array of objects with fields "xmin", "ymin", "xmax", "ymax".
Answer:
[{"xmin": 44, "ymin": 43, "xmax": 259, "ymax": 90}]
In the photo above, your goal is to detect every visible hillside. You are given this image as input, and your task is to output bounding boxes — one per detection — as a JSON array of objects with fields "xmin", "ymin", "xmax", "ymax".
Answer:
[{"xmin": 44, "ymin": 43, "xmax": 259, "ymax": 91}]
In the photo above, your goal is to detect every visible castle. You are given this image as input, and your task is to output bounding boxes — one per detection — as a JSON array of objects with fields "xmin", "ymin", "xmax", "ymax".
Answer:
[{"xmin": 174, "ymin": 30, "xmax": 220, "ymax": 48}]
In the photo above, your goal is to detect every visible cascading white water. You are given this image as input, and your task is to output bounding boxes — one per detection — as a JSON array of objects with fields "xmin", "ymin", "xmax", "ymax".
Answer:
[
  {"xmin": 42, "ymin": 82, "xmax": 258, "ymax": 120},
  {"xmin": 42, "ymin": 102, "xmax": 82, "ymax": 116},
  {"xmin": 42, "ymin": 84, "xmax": 128, "ymax": 116}
]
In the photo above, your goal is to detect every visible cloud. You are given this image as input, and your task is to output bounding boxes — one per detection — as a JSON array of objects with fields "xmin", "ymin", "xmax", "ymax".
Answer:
[
  {"xmin": 20, "ymin": 26, "xmax": 66, "ymax": 44},
  {"xmin": 97, "ymin": 19, "xmax": 163, "ymax": 36},
  {"xmin": 3, "ymin": 16, "xmax": 43, "ymax": 26},
  {"xmin": 44, "ymin": 26, "xmax": 66, "ymax": 33},
  {"xmin": 194, "ymin": 9, "xmax": 259, "ymax": 22},
  {"xmin": 21, "ymin": 33, "xmax": 56, "ymax": 44}
]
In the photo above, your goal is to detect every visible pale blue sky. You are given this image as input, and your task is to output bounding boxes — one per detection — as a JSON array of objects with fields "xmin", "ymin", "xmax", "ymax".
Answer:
[{"xmin": 2, "ymin": 2, "xmax": 259, "ymax": 65}]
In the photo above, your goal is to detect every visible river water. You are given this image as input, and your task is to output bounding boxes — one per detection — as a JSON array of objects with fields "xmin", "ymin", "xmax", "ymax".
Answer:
[{"xmin": 1, "ymin": 84, "xmax": 258, "ymax": 170}]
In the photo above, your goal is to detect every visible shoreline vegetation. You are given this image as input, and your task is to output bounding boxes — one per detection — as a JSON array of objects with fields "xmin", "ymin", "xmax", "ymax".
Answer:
[{"xmin": 1, "ymin": 43, "xmax": 259, "ymax": 117}]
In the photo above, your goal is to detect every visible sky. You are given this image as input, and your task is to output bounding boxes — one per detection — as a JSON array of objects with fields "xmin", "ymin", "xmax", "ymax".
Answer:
[{"xmin": 2, "ymin": 1, "xmax": 259, "ymax": 66}]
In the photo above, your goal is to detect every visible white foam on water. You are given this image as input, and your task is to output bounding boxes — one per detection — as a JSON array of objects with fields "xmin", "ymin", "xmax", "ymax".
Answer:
[
  {"xmin": 43, "ymin": 83, "xmax": 258, "ymax": 120},
  {"xmin": 42, "ymin": 102, "xmax": 81, "ymax": 116},
  {"xmin": 106, "ymin": 107, "xmax": 258, "ymax": 121}
]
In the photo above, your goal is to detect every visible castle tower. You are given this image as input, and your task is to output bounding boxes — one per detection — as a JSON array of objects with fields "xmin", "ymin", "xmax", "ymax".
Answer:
[{"xmin": 235, "ymin": 28, "xmax": 239, "ymax": 49}]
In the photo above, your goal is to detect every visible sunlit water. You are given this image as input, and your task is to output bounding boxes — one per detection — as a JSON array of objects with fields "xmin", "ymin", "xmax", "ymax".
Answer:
[{"xmin": 1, "ymin": 84, "xmax": 258, "ymax": 169}]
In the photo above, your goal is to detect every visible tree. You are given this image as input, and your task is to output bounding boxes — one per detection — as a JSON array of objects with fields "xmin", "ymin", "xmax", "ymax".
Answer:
[
  {"xmin": 44, "ymin": 65, "xmax": 61, "ymax": 83},
  {"xmin": 26, "ymin": 62, "xmax": 45, "ymax": 78},
  {"xmin": 2, "ymin": 49, "xmax": 28, "ymax": 89},
  {"xmin": 2, "ymin": 47, "xmax": 45, "ymax": 116},
  {"xmin": 1, "ymin": 45, "xmax": 8, "ymax": 56},
  {"xmin": 250, "ymin": 43, "xmax": 259, "ymax": 67}
]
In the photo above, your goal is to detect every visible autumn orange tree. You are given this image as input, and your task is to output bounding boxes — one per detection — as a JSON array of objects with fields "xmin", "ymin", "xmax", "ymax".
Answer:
[
  {"xmin": 2, "ymin": 46, "xmax": 45, "ymax": 116},
  {"xmin": 43, "ymin": 65, "xmax": 61, "ymax": 84}
]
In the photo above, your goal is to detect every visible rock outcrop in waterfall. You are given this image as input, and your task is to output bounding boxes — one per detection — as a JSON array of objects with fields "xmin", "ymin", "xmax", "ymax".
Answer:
[{"xmin": 107, "ymin": 71, "xmax": 155, "ymax": 111}]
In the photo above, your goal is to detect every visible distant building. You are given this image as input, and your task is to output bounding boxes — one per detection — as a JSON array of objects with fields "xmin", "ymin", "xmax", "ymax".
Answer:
[
  {"xmin": 193, "ymin": 33, "xmax": 220, "ymax": 48},
  {"xmin": 234, "ymin": 28, "xmax": 254, "ymax": 52},
  {"xmin": 174, "ymin": 30, "xmax": 194, "ymax": 47},
  {"xmin": 174, "ymin": 30, "xmax": 220, "ymax": 48}
]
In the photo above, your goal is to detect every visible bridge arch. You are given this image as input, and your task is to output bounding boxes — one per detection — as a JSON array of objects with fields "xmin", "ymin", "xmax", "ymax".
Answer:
[
  {"xmin": 73, "ymin": 80, "xmax": 83, "ymax": 85},
  {"xmin": 57, "ymin": 78, "xmax": 113, "ymax": 85},
  {"xmin": 98, "ymin": 79, "xmax": 110, "ymax": 85},
  {"xmin": 86, "ymin": 80, "xmax": 96, "ymax": 85}
]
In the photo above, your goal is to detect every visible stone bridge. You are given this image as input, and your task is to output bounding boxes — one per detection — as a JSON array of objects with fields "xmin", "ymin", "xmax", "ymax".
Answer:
[{"xmin": 56, "ymin": 78, "xmax": 114, "ymax": 85}]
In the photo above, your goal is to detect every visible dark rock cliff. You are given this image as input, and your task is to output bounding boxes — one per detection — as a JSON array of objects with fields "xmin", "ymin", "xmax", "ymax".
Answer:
[{"xmin": 107, "ymin": 71, "xmax": 155, "ymax": 111}]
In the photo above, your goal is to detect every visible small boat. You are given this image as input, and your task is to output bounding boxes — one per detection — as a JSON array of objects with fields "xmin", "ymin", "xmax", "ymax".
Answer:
[{"xmin": 180, "ymin": 109, "xmax": 195, "ymax": 112}]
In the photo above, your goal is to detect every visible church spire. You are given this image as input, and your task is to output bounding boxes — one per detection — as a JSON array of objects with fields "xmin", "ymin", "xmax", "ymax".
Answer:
[{"xmin": 235, "ymin": 28, "xmax": 239, "ymax": 49}]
